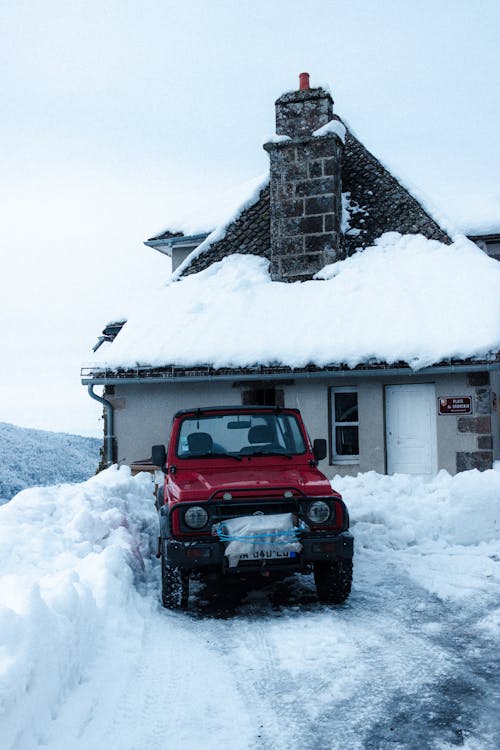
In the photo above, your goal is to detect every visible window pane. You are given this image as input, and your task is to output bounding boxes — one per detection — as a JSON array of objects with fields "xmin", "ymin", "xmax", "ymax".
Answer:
[
  {"xmin": 243, "ymin": 388, "xmax": 276, "ymax": 405},
  {"xmin": 335, "ymin": 392, "xmax": 358, "ymax": 423},
  {"xmin": 335, "ymin": 426, "xmax": 359, "ymax": 456},
  {"xmin": 277, "ymin": 414, "xmax": 306, "ymax": 453}
]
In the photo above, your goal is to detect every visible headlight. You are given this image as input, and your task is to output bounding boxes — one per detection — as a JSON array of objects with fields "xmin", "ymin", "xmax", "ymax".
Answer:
[
  {"xmin": 307, "ymin": 500, "xmax": 330, "ymax": 524},
  {"xmin": 184, "ymin": 506, "xmax": 209, "ymax": 529}
]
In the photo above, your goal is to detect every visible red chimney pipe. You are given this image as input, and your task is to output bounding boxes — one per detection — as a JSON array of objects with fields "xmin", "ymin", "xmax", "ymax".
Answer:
[{"xmin": 299, "ymin": 72, "xmax": 310, "ymax": 90}]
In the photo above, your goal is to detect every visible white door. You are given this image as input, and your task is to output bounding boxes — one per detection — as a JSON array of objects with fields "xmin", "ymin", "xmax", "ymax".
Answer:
[{"xmin": 385, "ymin": 384, "xmax": 437, "ymax": 476}]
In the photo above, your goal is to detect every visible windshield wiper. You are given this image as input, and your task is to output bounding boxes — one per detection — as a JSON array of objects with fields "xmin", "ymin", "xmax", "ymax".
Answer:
[
  {"xmin": 245, "ymin": 450, "xmax": 293, "ymax": 459},
  {"xmin": 191, "ymin": 452, "xmax": 242, "ymax": 461}
]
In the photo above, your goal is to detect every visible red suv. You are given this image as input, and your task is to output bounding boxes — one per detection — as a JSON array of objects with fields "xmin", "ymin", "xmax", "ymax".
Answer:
[{"xmin": 152, "ymin": 406, "xmax": 353, "ymax": 608}]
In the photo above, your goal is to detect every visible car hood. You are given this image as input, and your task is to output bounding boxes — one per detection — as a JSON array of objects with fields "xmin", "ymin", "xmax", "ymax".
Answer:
[{"xmin": 168, "ymin": 462, "xmax": 335, "ymax": 502}]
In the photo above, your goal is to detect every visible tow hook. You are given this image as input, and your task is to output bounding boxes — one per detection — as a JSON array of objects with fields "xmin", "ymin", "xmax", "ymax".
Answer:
[{"xmin": 156, "ymin": 537, "xmax": 162, "ymax": 559}]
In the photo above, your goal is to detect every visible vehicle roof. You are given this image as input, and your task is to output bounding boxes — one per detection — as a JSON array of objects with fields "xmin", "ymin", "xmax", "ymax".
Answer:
[{"xmin": 173, "ymin": 405, "xmax": 300, "ymax": 418}]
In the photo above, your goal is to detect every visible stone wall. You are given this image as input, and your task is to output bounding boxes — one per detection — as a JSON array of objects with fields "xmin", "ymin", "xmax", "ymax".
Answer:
[
  {"xmin": 264, "ymin": 86, "xmax": 344, "ymax": 282},
  {"xmin": 274, "ymin": 87, "xmax": 333, "ymax": 138},
  {"xmin": 456, "ymin": 372, "xmax": 494, "ymax": 471},
  {"xmin": 264, "ymin": 135, "xmax": 343, "ymax": 281}
]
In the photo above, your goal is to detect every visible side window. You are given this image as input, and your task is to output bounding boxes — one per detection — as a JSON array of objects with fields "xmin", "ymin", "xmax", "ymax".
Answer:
[{"xmin": 330, "ymin": 388, "xmax": 359, "ymax": 463}]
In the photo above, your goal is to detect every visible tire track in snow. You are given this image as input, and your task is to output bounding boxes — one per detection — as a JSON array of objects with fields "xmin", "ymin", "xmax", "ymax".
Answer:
[
  {"xmin": 188, "ymin": 561, "xmax": 494, "ymax": 750},
  {"xmin": 43, "ymin": 584, "xmax": 255, "ymax": 750},
  {"xmin": 41, "ymin": 553, "xmax": 499, "ymax": 750},
  {"xmin": 223, "ymin": 606, "xmax": 292, "ymax": 750}
]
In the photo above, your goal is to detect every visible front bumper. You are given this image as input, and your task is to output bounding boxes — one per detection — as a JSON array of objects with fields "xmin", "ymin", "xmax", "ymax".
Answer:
[{"xmin": 164, "ymin": 531, "xmax": 354, "ymax": 573}]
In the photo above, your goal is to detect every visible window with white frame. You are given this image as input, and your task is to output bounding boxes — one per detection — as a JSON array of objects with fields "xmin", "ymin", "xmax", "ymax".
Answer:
[{"xmin": 330, "ymin": 388, "xmax": 359, "ymax": 462}]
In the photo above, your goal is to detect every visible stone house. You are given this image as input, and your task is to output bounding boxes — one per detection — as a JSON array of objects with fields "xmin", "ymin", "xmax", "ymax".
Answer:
[{"xmin": 83, "ymin": 74, "xmax": 500, "ymax": 478}]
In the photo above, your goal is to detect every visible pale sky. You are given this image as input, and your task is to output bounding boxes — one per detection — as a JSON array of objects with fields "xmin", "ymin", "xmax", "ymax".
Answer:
[{"xmin": 1, "ymin": 0, "xmax": 499, "ymax": 437}]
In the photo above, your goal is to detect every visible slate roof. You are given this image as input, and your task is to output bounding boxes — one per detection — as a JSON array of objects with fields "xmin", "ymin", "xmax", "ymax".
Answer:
[
  {"xmin": 183, "ymin": 183, "xmax": 271, "ymax": 276},
  {"xmin": 341, "ymin": 132, "xmax": 450, "ymax": 256},
  {"xmin": 147, "ymin": 229, "xmax": 183, "ymax": 242},
  {"xmin": 175, "ymin": 129, "xmax": 451, "ymax": 278}
]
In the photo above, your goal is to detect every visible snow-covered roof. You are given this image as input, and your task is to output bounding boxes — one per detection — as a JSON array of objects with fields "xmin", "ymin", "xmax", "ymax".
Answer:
[
  {"xmin": 453, "ymin": 193, "xmax": 500, "ymax": 236},
  {"xmin": 86, "ymin": 90, "xmax": 500, "ymax": 377},
  {"xmin": 148, "ymin": 173, "xmax": 269, "ymax": 240},
  {"xmin": 89, "ymin": 233, "xmax": 500, "ymax": 373},
  {"xmin": 172, "ymin": 129, "xmax": 452, "ymax": 282},
  {"xmin": 170, "ymin": 173, "xmax": 270, "ymax": 281}
]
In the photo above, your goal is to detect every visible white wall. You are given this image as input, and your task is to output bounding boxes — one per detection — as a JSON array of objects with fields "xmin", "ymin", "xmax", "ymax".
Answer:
[{"xmin": 108, "ymin": 370, "xmax": 496, "ymax": 477}]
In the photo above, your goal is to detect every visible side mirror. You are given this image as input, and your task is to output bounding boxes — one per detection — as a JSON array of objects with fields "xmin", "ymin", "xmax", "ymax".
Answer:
[
  {"xmin": 313, "ymin": 439, "xmax": 327, "ymax": 462},
  {"xmin": 152, "ymin": 444, "xmax": 166, "ymax": 470}
]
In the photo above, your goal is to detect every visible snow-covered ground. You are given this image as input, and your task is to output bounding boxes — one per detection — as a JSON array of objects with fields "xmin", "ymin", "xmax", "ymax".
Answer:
[
  {"xmin": 0, "ymin": 422, "xmax": 101, "ymax": 503},
  {"xmin": 1, "ymin": 466, "xmax": 499, "ymax": 749}
]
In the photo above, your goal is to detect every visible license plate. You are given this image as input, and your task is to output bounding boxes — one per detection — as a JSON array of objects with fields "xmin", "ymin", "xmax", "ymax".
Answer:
[{"xmin": 238, "ymin": 549, "xmax": 298, "ymax": 561}]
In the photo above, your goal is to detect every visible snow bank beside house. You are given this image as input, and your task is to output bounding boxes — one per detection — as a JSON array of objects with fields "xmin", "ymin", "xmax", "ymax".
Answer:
[
  {"xmin": 334, "ymin": 467, "xmax": 500, "ymax": 606},
  {"xmin": 0, "ymin": 467, "xmax": 157, "ymax": 750},
  {"xmin": 91, "ymin": 232, "xmax": 500, "ymax": 371}
]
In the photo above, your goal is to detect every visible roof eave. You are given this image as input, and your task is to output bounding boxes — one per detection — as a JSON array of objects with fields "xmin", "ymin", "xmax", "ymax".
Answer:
[
  {"xmin": 144, "ymin": 233, "xmax": 210, "ymax": 257},
  {"xmin": 81, "ymin": 357, "xmax": 500, "ymax": 385},
  {"xmin": 468, "ymin": 232, "xmax": 500, "ymax": 243}
]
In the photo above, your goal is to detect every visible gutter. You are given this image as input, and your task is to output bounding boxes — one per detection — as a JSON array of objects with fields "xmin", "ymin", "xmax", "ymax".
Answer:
[
  {"xmin": 87, "ymin": 385, "xmax": 114, "ymax": 467},
  {"xmin": 81, "ymin": 360, "xmax": 500, "ymax": 386}
]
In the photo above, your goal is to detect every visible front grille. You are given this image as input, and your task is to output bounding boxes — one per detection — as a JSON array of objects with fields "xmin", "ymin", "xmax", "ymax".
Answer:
[
  {"xmin": 210, "ymin": 499, "xmax": 299, "ymax": 524},
  {"xmin": 173, "ymin": 496, "xmax": 345, "ymax": 537}
]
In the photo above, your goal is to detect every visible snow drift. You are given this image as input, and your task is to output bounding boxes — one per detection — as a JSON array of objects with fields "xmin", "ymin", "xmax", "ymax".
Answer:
[
  {"xmin": 0, "ymin": 467, "xmax": 157, "ymax": 750},
  {"xmin": 334, "ymin": 468, "xmax": 500, "ymax": 606}
]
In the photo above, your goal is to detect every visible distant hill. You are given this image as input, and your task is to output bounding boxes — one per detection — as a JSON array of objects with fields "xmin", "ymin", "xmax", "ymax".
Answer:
[{"xmin": 0, "ymin": 422, "xmax": 101, "ymax": 502}]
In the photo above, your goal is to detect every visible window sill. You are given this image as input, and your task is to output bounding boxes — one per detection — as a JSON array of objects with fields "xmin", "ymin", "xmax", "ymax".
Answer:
[{"xmin": 330, "ymin": 457, "xmax": 360, "ymax": 465}]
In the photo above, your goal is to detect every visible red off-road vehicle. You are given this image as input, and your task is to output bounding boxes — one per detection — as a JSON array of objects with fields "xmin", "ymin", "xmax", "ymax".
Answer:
[{"xmin": 152, "ymin": 406, "xmax": 353, "ymax": 608}]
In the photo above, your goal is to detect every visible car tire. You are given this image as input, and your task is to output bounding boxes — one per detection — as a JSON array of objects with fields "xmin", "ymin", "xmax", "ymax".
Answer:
[
  {"xmin": 313, "ymin": 559, "xmax": 352, "ymax": 604},
  {"xmin": 161, "ymin": 551, "xmax": 189, "ymax": 609}
]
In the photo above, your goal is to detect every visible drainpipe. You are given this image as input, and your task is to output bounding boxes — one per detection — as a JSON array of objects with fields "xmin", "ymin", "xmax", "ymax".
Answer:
[{"xmin": 87, "ymin": 384, "xmax": 115, "ymax": 467}]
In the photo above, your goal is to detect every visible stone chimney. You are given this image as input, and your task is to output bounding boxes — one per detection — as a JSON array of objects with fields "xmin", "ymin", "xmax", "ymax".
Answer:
[{"xmin": 264, "ymin": 73, "xmax": 344, "ymax": 281}]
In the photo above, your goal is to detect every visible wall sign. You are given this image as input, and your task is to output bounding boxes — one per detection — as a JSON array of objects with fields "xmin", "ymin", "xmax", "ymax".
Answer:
[{"xmin": 438, "ymin": 397, "xmax": 472, "ymax": 415}]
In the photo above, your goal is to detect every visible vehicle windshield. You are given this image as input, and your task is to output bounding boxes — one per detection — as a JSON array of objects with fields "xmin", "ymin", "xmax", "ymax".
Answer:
[{"xmin": 176, "ymin": 412, "xmax": 307, "ymax": 458}]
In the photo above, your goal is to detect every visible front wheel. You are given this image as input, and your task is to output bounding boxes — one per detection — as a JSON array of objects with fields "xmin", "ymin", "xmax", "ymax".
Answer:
[
  {"xmin": 161, "ymin": 551, "xmax": 189, "ymax": 609},
  {"xmin": 313, "ymin": 559, "xmax": 352, "ymax": 604}
]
